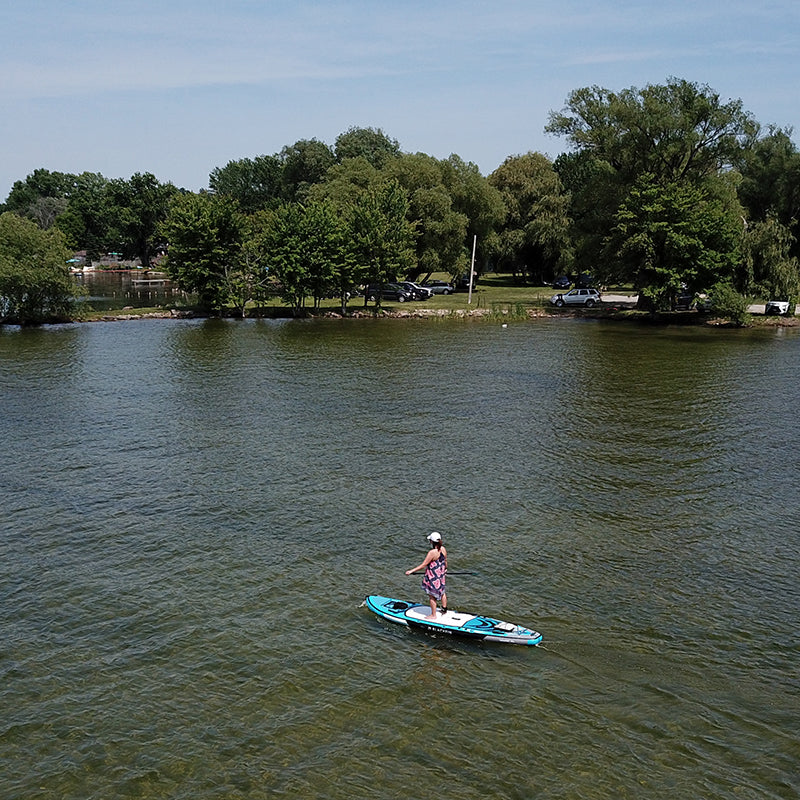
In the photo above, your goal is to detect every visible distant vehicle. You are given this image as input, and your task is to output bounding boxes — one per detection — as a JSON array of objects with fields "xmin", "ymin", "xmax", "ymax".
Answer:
[
  {"xmin": 552, "ymin": 275, "xmax": 571, "ymax": 290},
  {"xmin": 575, "ymin": 273, "xmax": 597, "ymax": 289},
  {"xmin": 765, "ymin": 300, "xmax": 791, "ymax": 315},
  {"xmin": 675, "ymin": 291, "xmax": 696, "ymax": 310},
  {"xmin": 397, "ymin": 281, "xmax": 432, "ymax": 300},
  {"xmin": 366, "ymin": 283, "xmax": 413, "ymax": 302},
  {"xmin": 422, "ymin": 280, "xmax": 454, "ymax": 295},
  {"xmin": 550, "ymin": 288, "xmax": 602, "ymax": 307},
  {"xmin": 455, "ymin": 274, "xmax": 478, "ymax": 292}
]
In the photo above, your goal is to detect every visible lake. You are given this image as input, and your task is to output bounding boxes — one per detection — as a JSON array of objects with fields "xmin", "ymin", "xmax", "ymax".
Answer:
[{"xmin": 1, "ymin": 316, "xmax": 798, "ymax": 799}]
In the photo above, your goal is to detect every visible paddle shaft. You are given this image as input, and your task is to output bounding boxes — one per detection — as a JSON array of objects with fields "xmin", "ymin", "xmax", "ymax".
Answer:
[{"xmin": 407, "ymin": 570, "xmax": 476, "ymax": 576}]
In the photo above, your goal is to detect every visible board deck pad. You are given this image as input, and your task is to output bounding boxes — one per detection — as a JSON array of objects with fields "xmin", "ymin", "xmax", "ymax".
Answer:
[{"xmin": 365, "ymin": 595, "xmax": 542, "ymax": 646}]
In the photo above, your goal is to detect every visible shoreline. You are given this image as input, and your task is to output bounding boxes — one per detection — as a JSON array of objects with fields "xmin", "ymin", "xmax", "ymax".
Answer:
[{"xmin": 73, "ymin": 303, "xmax": 800, "ymax": 328}]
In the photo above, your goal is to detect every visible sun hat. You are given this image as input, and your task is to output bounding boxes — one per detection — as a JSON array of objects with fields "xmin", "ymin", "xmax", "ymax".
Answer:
[{"xmin": 427, "ymin": 531, "xmax": 442, "ymax": 542}]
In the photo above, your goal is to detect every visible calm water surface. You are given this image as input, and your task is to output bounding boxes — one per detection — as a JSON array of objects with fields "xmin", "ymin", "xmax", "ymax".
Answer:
[{"xmin": 1, "ymin": 316, "xmax": 798, "ymax": 800}]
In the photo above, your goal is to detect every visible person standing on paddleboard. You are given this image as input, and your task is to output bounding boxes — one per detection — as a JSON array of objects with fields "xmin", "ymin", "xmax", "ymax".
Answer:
[{"xmin": 405, "ymin": 531, "xmax": 447, "ymax": 620}]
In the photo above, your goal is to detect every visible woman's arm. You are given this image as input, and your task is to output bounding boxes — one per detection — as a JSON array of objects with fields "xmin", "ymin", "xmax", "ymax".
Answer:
[{"xmin": 405, "ymin": 549, "xmax": 436, "ymax": 575}]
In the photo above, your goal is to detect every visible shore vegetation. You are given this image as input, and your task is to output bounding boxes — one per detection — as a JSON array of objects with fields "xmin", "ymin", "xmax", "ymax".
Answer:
[{"xmin": 2, "ymin": 79, "xmax": 800, "ymax": 326}]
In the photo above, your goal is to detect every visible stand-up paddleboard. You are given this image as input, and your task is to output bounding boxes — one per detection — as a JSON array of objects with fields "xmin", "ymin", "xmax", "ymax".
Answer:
[{"xmin": 365, "ymin": 595, "xmax": 542, "ymax": 646}]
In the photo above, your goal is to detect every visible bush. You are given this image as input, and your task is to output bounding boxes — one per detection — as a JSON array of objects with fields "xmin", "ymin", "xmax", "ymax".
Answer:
[{"xmin": 708, "ymin": 281, "xmax": 751, "ymax": 326}]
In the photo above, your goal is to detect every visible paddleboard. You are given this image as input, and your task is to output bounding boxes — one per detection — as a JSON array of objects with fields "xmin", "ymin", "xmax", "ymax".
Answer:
[{"xmin": 365, "ymin": 595, "xmax": 542, "ymax": 646}]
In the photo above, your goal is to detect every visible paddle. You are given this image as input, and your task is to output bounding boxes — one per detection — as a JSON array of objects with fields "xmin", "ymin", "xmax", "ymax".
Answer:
[{"xmin": 406, "ymin": 570, "xmax": 477, "ymax": 576}]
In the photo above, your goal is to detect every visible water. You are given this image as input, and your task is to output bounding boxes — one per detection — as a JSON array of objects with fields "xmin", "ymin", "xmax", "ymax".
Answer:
[
  {"xmin": 72, "ymin": 270, "xmax": 190, "ymax": 310},
  {"xmin": 1, "ymin": 317, "xmax": 798, "ymax": 800}
]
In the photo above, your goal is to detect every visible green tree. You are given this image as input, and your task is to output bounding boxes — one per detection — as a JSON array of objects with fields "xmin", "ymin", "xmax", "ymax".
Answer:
[
  {"xmin": 738, "ymin": 215, "xmax": 800, "ymax": 300},
  {"xmin": 334, "ymin": 126, "xmax": 401, "ymax": 168},
  {"xmin": 2, "ymin": 168, "xmax": 77, "ymax": 220},
  {"xmin": 260, "ymin": 200, "xmax": 352, "ymax": 315},
  {"xmin": 546, "ymin": 79, "xmax": 757, "ymax": 184},
  {"xmin": 386, "ymin": 154, "xmax": 466, "ymax": 280},
  {"xmin": 105, "ymin": 173, "xmax": 177, "ymax": 267},
  {"xmin": 209, "ymin": 155, "xmax": 283, "ymax": 213},
  {"xmin": 280, "ymin": 139, "xmax": 336, "ymax": 202},
  {"xmin": 162, "ymin": 193, "xmax": 244, "ymax": 312},
  {"xmin": 350, "ymin": 181, "xmax": 417, "ymax": 306},
  {"xmin": 736, "ymin": 127, "xmax": 800, "ymax": 260},
  {"xmin": 0, "ymin": 212, "xmax": 78, "ymax": 324},
  {"xmin": 489, "ymin": 152, "xmax": 572, "ymax": 284},
  {"xmin": 54, "ymin": 172, "xmax": 112, "ymax": 261},
  {"xmin": 261, "ymin": 203, "xmax": 308, "ymax": 315},
  {"xmin": 439, "ymin": 154, "xmax": 506, "ymax": 274},
  {"xmin": 308, "ymin": 157, "xmax": 384, "ymax": 208},
  {"xmin": 555, "ymin": 151, "xmax": 623, "ymax": 275},
  {"xmin": 603, "ymin": 173, "xmax": 741, "ymax": 310},
  {"xmin": 707, "ymin": 280, "xmax": 751, "ymax": 326},
  {"xmin": 546, "ymin": 79, "xmax": 759, "ymax": 295}
]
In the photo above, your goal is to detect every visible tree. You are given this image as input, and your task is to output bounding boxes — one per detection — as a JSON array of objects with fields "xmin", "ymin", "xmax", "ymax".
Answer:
[
  {"xmin": 308, "ymin": 156, "xmax": 384, "ymax": 208},
  {"xmin": 334, "ymin": 126, "xmax": 400, "ymax": 168},
  {"xmin": 162, "ymin": 193, "xmax": 244, "ymax": 312},
  {"xmin": 105, "ymin": 173, "xmax": 178, "ymax": 267},
  {"xmin": 555, "ymin": 151, "xmax": 623, "ymax": 274},
  {"xmin": 736, "ymin": 127, "xmax": 800, "ymax": 260},
  {"xmin": 209, "ymin": 155, "xmax": 283, "ymax": 213},
  {"xmin": 225, "ymin": 211, "xmax": 275, "ymax": 318},
  {"xmin": 279, "ymin": 139, "xmax": 336, "ymax": 202},
  {"xmin": 546, "ymin": 78, "xmax": 757, "ymax": 184},
  {"xmin": 603, "ymin": 173, "xmax": 741, "ymax": 310},
  {"xmin": 349, "ymin": 181, "xmax": 417, "ymax": 306},
  {"xmin": 546, "ymin": 79, "xmax": 759, "ymax": 296},
  {"xmin": 54, "ymin": 172, "xmax": 112, "ymax": 261},
  {"xmin": 738, "ymin": 215, "xmax": 800, "ymax": 300},
  {"xmin": 439, "ymin": 154, "xmax": 506, "ymax": 273},
  {"xmin": 2, "ymin": 168, "xmax": 77, "ymax": 220},
  {"xmin": 386, "ymin": 154, "xmax": 467, "ymax": 280},
  {"xmin": 0, "ymin": 212, "xmax": 77, "ymax": 324},
  {"xmin": 260, "ymin": 200, "xmax": 352, "ymax": 316},
  {"xmin": 489, "ymin": 152, "xmax": 572, "ymax": 284}
]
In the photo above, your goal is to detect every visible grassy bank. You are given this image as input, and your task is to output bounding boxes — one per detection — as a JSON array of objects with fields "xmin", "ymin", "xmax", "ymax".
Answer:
[{"xmin": 75, "ymin": 272, "xmax": 795, "ymax": 328}]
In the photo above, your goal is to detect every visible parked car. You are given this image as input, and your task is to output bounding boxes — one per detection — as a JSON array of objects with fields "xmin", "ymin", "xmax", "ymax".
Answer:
[
  {"xmin": 397, "ymin": 281, "xmax": 432, "ymax": 300},
  {"xmin": 765, "ymin": 299, "xmax": 791, "ymax": 315},
  {"xmin": 575, "ymin": 273, "xmax": 597, "ymax": 289},
  {"xmin": 366, "ymin": 283, "xmax": 413, "ymax": 302},
  {"xmin": 422, "ymin": 280, "xmax": 454, "ymax": 295},
  {"xmin": 675, "ymin": 291, "xmax": 696, "ymax": 310},
  {"xmin": 552, "ymin": 275, "xmax": 571, "ymax": 290},
  {"xmin": 454, "ymin": 274, "xmax": 478, "ymax": 292},
  {"xmin": 550, "ymin": 288, "xmax": 602, "ymax": 307}
]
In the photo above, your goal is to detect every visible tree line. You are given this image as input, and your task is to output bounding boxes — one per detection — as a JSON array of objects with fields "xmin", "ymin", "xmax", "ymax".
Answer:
[{"xmin": 2, "ymin": 77, "xmax": 799, "ymax": 323}]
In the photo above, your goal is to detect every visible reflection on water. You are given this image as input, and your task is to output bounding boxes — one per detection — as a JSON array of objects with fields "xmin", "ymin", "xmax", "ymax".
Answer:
[
  {"xmin": 73, "ymin": 269, "xmax": 191, "ymax": 310},
  {"xmin": 1, "ymin": 317, "xmax": 798, "ymax": 799}
]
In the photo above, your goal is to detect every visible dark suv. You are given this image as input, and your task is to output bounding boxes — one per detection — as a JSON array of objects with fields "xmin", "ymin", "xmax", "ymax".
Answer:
[
  {"xmin": 397, "ymin": 281, "xmax": 432, "ymax": 300},
  {"xmin": 366, "ymin": 283, "xmax": 413, "ymax": 302},
  {"xmin": 455, "ymin": 273, "xmax": 478, "ymax": 292}
]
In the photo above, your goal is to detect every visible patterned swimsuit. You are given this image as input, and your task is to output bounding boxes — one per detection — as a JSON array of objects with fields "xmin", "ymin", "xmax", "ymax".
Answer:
[{"xmin": 422, "ymin": 551, "xmax": 446, "ymax": 600}]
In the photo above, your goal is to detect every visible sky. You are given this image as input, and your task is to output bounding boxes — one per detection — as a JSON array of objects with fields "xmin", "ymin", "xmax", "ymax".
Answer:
[{"xmin": 2, "ymin": 0, "xmax": 798, "ymax": 200}]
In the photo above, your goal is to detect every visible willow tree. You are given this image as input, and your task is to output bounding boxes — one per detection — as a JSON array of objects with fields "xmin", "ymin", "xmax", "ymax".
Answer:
[
  {"xmin": 489, "ymin": 152, "xmax": 572, "ymax": 284},
  {"xmin": 546, "ymin": 78, "xmax": 757, "ymax": 297}
]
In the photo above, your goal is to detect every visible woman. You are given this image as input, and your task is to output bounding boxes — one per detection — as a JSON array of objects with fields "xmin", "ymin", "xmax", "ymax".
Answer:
[{"xmin": 405, "ymin": 531, "xmax": 448, "ymax": 619}]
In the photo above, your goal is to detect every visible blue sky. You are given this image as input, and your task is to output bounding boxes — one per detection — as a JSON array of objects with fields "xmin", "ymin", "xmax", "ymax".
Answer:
[{"xmin": 2, "ymin": 0, "xmax": 798, "ymax": 200}]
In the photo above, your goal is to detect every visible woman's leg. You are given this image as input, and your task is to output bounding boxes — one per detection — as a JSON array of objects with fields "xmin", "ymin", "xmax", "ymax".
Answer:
[{"xmin": 426, "ymin": 595, "xmax": 437, "ymax": 619}]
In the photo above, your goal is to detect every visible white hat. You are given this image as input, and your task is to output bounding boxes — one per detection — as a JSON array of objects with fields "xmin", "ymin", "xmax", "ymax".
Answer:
[{"xmin": 427, "ymin": 531, "xmax": 442, "ymax": 542}]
